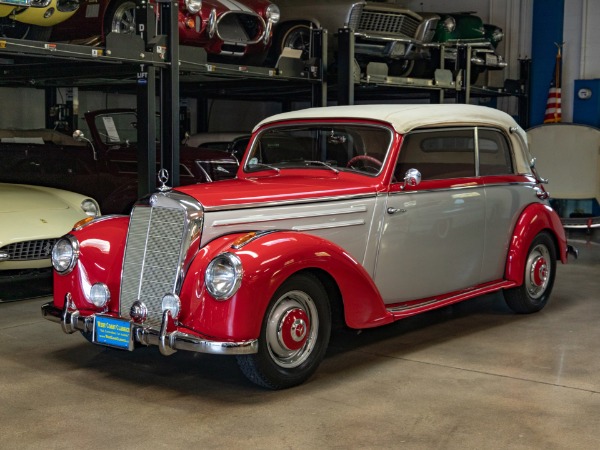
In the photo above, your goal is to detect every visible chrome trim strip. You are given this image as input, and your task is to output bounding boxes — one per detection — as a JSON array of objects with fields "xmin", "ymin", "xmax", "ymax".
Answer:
[
  {"xmin": 212, "ymin": 205, "xmax": 368, "ymax": 227},
  {"xmin": 202, "ymin": 193, "xmax": 378, "ymax": 212},
  {"xmin": 389, "ymin": 181, "xmax": 535, "ymax": 196},
  {"xmin": 292, "ymin": 219, "xmax": 365, "ymax": 232},
  {"xmin": 41, "ymin": 301, "xmax": 258, "ymax": 356}
]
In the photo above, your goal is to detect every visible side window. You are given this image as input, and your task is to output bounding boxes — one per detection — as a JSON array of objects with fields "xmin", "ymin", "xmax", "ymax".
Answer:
[
  {"xmin": 396, "ymin": 128, "xmax": 476, "ymax": 180},
  {"xmin": 478, "ymin": 129, "xmax": 514, "ymax": 175}
]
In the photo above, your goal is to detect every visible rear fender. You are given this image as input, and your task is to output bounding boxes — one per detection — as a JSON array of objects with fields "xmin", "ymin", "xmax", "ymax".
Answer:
[
  {"xmin": 180, "ymin": 231, "xmax": 390, "ymax": 341},
  {"xmin": 505, "ymin": 203, "xmax": 567, "ymax": 284}
]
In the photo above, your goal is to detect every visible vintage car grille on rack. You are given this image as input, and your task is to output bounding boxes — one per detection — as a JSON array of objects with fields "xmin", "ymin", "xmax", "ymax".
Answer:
[
  {"xmin": 119, "ymin": 200, "xmax": 196, "ymax": 328},
  {"xmin": 356, "ymin": 10, "xmax": 420, "ymax": 38},
  {"xmin": 218, "ymin": 12, "xmax": 263, "ymax": 43},
  {"xmin": 1, "ymin": 239, "xmax": 57, "ymax": 261}
]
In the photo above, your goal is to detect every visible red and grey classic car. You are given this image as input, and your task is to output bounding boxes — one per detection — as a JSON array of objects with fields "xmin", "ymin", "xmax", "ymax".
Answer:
[
  {"xmin": 50, "ymin": 0, "xmax": 280, "ymax": 63},
  {"xmin": 42, "ymin": 104, "xmax": 574, "ymax": 389},
  {"xmin": 0, "ymin": 109, "xmax": 238, "ymax": 214}
]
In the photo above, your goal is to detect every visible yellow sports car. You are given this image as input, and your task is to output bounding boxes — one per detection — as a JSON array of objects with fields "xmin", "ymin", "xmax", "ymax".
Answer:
[
  {"xmin": 0, "ymin": 183, "xmax": 99, "ymax": 273},
  {"xmin": 0, "ymin": 0, "xmax": 79, "ymax": 40}
]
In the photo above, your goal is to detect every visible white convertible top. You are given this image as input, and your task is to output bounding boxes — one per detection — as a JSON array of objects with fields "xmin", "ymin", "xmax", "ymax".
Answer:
[{"xmin": 254, "ymin": 104, "xmax": 520, "ymax": 134}]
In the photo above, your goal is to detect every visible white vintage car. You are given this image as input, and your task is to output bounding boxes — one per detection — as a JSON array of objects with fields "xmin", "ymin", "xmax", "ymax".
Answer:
[
  {"xmin": 0, "ymin": 183, "xmax": 99, "ymax": 272},
  {"xmin": 42, "ymin": 104, "xmax": 573, "ymax": 389}
]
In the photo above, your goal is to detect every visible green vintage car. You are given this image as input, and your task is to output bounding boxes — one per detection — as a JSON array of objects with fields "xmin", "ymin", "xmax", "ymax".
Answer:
[{"xmin": 433, "ymin": 12, "xmax": 506, "ymax": 82}]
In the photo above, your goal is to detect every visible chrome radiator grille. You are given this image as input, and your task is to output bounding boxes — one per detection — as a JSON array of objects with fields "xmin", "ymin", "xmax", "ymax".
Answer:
[
  {"xmin": 119, "ymin": 205, "xmax": 187, "ymax": 328},
  {"xmin": 358, "ymin": 11, "xmax": 420, "ymax": 38},
  {"xmin": 1, "ymin": 239, "xmax": 57, "ymax": 261}
]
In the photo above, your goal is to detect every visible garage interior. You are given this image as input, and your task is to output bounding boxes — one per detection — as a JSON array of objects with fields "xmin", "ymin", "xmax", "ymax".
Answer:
[{"xmin": 1, "ymin": 0, "xmax": 599, "ymax": 448}]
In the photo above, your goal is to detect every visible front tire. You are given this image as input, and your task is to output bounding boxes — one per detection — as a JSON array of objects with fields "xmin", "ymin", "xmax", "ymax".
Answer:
[
  {"xmin": 104, "ymin": 0, "xmax": 137, "ymax": 37},
  {"xmin": 237, "ymin": 273, "xmax": 331, "ymax": 389},
  {"xmin": 504, "ymin": 232, "xmax": 557, "ymax": 314},
  {"xmin": 0, "ymin": 20, "xmax": 52, "ymax": 41}
]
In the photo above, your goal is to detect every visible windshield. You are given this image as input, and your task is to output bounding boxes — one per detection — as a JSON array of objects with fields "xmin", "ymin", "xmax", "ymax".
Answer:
[
  {"xmin": 244, "ymin": 124, "xmax": 393, "ymax": 176},
  {"xmin": 91, "ymin": 111, "xmax": 144, "ymax": 145}
]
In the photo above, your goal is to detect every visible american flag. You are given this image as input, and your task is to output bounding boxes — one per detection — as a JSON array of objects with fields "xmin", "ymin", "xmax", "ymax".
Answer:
[{"xmin": 544, "ymin": 45, "xmax": 563, "ymax": 123}]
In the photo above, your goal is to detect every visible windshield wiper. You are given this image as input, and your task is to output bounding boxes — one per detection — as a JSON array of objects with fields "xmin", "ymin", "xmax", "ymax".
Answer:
[
  {"xmin": 247, "ymin": 162, "xmax": 281, "ymax": 174},
  {"xmin": 304, "ymin": 160, "xmax": 340, "ymax": 174}
]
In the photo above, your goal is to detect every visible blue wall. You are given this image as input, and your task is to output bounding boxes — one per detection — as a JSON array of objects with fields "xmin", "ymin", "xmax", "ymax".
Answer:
[{"xmin": 530, "ymin": 0, "xmax": 564, "ymax": 126}]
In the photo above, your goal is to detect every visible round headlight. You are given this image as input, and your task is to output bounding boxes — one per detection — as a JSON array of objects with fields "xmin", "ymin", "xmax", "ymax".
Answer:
[
  {"xmin": 185, "ymin": 0, "xmax": 201, "ymax": 14},
  {"xmin": 442, "ymin": 17, "xmax": 456, "ymax": 32},
  {"xmin": 205, "ymin": 253, "xmax": 243, "ymax": 300},
  {"xmin": 491, "ymin": 28, "xmax": 504, "ymax": 42},
  {"xmin": 266, "ymin": 4, "xmax": 280, "ymax": 24},
  {"xmin": 51, "ymin": 235, "xmax": 79, "ymax": 274},
  {"xmin": 90, "ymin": 283, "xmax": 110, "ymax": 308},
  {"xmin": 162, "ymin": 293, "xmax": 181, "ymax": 319},
  {"xmin": 81, "ymin": 199, "xmax": 100, "ymax": 217}
]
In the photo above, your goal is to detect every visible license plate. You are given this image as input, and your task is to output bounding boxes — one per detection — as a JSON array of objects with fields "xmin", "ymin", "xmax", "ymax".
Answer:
[{"xmin": 94, "ymin": 316, "xmax": 134, "ymax": 350}]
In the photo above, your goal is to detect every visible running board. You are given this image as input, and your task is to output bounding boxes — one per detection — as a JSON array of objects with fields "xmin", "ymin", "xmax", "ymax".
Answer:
[{"xmin": 386, "ymin": 280, "xmax": 517, "ymax": 320}]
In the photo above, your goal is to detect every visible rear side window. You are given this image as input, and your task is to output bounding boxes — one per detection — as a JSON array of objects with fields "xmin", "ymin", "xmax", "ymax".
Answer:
[
  {"xmin": 478, "ymin": 129, "xmax": 513, "ymax": 176},
  {"xmin": 396, "ymin": 127, "xmax": 514, "ymax": 181},
  {"xmin": 396, "ymin": 128, "xmax": 476, "ymax": 180}
]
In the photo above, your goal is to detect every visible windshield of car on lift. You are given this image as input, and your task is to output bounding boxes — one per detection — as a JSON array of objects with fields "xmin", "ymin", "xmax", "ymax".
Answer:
[
  {"xmin": 243, "ymin": 124, "xmax": 393, "ymax": 176},
  {"xmin": 92, "ymin": 112, "xmax": 142, "ymax": 145}
]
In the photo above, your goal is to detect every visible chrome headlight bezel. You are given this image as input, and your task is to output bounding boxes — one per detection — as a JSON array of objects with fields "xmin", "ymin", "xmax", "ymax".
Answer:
[
  {"xmin": 185, "ymin": 0, "xmax": 202, "ymax": 15},
  {"xmin": 51, "ymin": 235, "xmax": 79, "ymax": 275},
  {"xmin": 205, "ymin": 253, "xmax": 243, "ymax": 301},
  {"xmin": 442, "ymin": 17, "xmax": 456, "ymax": 33},
  {"xmin": 81, "ymin": 198, "xmax": 100, "ymax": 217},
  {"xmin": 266, "ymin": 4, "xmax": 280, "ymax": 24}
]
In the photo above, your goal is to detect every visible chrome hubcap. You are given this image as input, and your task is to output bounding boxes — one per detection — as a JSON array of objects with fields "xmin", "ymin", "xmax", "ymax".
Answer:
[
  {"xmin": 266, "ymin": 290, "xmax": 318, "ymax": 368},
  {"xmin": 112, "ymin": 2, "xmax": 137, "ymax": 34},
  {"xmin": 525, "ymin": 244, "xmax": 551, "ymax": 299}
]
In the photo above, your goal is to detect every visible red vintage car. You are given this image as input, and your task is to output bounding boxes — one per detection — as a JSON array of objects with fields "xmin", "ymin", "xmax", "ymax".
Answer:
[
  {"xmin": 50, "ymin": 0, "xmax": 280, "ymax": 63},
  {"xmin": 42, "ymin": 104, "xmax": 575, "ymax": 389}
]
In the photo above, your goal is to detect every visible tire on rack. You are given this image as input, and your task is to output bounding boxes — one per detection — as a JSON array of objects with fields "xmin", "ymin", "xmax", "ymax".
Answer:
[
  {"xmin": 237, "ymin": 272, "xmax": 331, "ymax": 389},
  {"xmin": 103, "ymin": 0, "xmax": 137, "ymax": 37},
  {"xmin": 504, "ymin": 232, "xmax": 557, "ymax": 314},
  {"xmin": 0, "ymin": 20, "xmax": 52, "ymax": 41},
  {"xmin": 273, "ymin": 22, "xmax": 312, "ymax": 61}
]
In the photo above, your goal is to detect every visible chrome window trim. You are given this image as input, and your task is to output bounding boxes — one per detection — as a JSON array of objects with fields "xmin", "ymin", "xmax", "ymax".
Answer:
[{"xmin": 388, "ymin": 181, "xmax": 535, "ymax": 196}]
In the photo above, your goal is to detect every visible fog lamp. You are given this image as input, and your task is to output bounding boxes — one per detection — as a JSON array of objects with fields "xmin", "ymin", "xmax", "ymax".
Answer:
[
  {"xmin": 43, "ymin": 8, "xmax": 54, "ymax": 18},
  {"xmin": 390, "ymin": 42, "xmax": 406, "ymax": 57},
  {"xmin": 185, "ymin": 0, "xmax": 201, "ymax": 14},
  {"xmin": 90, "ymin": 283, "xmax": 110, "ymax": 308},
  {"xmin": 162, "ymin": 293, "xmax": 181, "ymax": 319}
]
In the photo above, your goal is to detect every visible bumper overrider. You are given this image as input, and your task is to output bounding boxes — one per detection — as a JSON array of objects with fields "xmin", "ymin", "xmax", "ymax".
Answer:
[{"xmin": 41, "ymin": 294, "xmax": 258, "ymax": 356}]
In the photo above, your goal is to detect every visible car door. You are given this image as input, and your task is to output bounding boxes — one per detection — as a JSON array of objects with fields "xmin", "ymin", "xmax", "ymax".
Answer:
[{"xmin": 374, "ymin": 127, "xmax": 486, "ymax": 304}]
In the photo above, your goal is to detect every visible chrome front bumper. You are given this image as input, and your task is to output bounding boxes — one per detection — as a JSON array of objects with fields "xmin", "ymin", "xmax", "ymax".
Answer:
[{"xmin": 41, "ymin": 298, "xmax": 258, "ymax": 356}]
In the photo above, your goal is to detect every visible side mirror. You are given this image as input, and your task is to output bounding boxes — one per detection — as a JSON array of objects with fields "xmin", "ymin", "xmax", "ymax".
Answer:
[
  {"xmin": 402, "ymin": 168, "xmax": 422, "ymax": 190},
  {"xmin": 73, "ymin": 130, "xmax": 97, "ymax": 161}
]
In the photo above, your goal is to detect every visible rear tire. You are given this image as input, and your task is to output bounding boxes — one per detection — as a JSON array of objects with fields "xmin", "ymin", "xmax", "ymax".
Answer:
[
  {"xmin": 237, "ymin": 273, "xmax": 331, "ymax": 389},
  {"xmin": 504, "ymin": 232, "xmax": 557, "ymax": 314}
]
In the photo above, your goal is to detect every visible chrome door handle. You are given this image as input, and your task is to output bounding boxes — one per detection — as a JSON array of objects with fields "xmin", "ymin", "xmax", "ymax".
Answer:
[{"xmin": 387, "ymin": 207, "xmax": 407, "ymax": 215}]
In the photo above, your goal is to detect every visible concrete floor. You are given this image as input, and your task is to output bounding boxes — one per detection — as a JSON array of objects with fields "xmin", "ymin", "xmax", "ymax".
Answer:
[{"xmin": 1, "ymin": 237, "xmax": 598, "ymax": 449}]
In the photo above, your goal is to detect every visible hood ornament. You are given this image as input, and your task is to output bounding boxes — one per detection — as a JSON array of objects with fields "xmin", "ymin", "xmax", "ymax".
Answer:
[{"xmin": 157, "ymin": 168, "xmax": 171, "ymax": 192}]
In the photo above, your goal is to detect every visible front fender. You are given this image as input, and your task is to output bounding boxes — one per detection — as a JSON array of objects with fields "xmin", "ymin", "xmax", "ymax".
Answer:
[
  {"xmin": 179, "ymin": 231, "xmax": 390, "ymax": 341},
  {"xmin": 53, "ymin": 216, "xmax": 129, "ymax": 311},
  {"xmin": 505, "ymin": 203, "xmax": 567, "ymax": 285}
]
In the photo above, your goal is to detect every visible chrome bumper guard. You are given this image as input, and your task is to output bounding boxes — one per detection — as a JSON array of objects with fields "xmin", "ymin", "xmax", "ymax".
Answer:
[{"xmin": 41, "ymin": 296, "xmax": 258, "ymax": 356}]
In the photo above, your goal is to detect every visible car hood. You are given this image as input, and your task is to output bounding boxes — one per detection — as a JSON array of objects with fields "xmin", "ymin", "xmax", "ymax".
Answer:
[
  {"xmin": 0, "ymin": 184, "xmax": 72, "ymax": 213},
  {"xmin": 0, "ymin": 185, "xmax": 84, "ymax": 246},
  {"xmin": 173, "ymin": 173, "xmax": 380, "ymax": 209}
]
